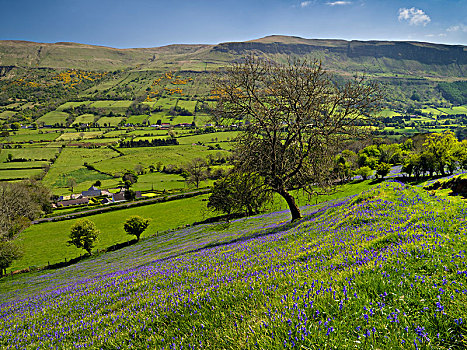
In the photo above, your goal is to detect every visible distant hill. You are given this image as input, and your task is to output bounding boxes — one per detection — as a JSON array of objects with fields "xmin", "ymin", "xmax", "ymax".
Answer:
[{"xmin": 1, "ymin": 36, "xmax": 466, "ymax": 79}]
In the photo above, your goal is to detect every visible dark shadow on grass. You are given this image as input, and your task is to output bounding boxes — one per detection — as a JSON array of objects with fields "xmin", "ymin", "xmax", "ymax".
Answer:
[{"xmin": 134, "ymin": 202, "xmax": 340, "ymax": 270}]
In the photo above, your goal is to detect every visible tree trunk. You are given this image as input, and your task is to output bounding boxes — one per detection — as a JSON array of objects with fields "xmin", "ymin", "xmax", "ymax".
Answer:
[{"xmin": 277, "ymin": 188, "xmax": 302, "ymax": 222}]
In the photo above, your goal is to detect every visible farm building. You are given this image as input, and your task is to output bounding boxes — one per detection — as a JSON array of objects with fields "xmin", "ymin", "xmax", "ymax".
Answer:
[
  {"xmin": 56, "ymin": 198, "xmax": 89, "ymax": 207},
  {"xmin": 82, "ymin": 186, "xmax": 102, "ymax": 197}
]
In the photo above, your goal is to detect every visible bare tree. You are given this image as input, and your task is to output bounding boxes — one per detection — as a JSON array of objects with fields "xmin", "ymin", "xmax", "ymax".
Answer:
[
  {"xmin": 184, "ymin": 158, "xmax": 207, "ymax": 189},
  {"xmin": 213, "ymin": 56, "xmax": 381, "ymax": 221}
]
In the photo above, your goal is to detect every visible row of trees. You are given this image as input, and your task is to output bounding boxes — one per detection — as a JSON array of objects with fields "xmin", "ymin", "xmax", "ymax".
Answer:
[{"xmin": 119, "ymin": 138, "xmax": 179, "ymax": 148}]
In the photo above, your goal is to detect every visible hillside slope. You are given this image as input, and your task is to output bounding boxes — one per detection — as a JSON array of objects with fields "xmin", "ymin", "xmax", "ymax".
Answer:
[
  {"xmin": 1, "ymin": 181, "xmax": 466, "ymax": 349},
  {"xmin": 1, "ymin": 36, "xmax": 466, "ymax": 79}
]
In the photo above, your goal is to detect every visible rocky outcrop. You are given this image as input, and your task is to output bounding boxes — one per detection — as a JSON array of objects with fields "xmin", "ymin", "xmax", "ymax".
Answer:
[{"xmin": 212, "ymin": 39, "xmax": 467, "ymax": 66}]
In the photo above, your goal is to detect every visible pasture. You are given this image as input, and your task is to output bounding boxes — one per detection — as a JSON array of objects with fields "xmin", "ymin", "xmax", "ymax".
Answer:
[
  {"xmin": 71, "ymin": 113, "xmax": 96, "ymax": 125},
  {"xmin": 96, "ymin": 116, "xmax": 124, "ymax": 127},
  {"xmin": 36, "ymin": 111, "xmax": 70, "ymax": 125},
  {"xmin": 8, "ymin": 193, "xmax": 212, "ymax": 272}
]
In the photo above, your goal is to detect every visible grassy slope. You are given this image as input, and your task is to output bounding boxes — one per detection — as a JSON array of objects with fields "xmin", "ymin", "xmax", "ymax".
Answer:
[
  {"xmin": 1, "ymin": 180, "xmax": 466, "ymax": 348},
  {"xmin": 8, "ymin": 194, "xmax": 213, "ymax": 272}
]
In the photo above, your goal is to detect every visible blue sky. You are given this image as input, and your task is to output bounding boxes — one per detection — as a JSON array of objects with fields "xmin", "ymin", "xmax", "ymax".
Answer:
[{"xmin": 0, "ymin": 0, "xmax": 466, "ymax": 48}]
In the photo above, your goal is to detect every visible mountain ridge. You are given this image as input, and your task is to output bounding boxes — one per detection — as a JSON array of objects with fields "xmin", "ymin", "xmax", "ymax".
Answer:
[{"xmin": 0, "ymin": 35, "xmax": 466, "ymax": 79}]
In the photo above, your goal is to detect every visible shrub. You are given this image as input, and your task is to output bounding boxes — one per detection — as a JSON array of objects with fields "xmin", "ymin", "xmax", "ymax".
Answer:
[{"xmin": 354, "ymin": 166, "xmax": 373, "ymax": 180}]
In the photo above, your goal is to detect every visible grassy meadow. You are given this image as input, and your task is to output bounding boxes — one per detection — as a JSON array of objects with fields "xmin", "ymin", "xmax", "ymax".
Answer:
[
  {"xmin": 1, "ymin": 180, "xmax": 466, "ymax": 349},
  {"xmin": 9, "ymin": 194, "xmax": 213, "ymax": 272}
]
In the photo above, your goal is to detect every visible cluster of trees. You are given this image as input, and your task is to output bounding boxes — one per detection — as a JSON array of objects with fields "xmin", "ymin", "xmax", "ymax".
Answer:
[
  {"xmin": 0, "ymin": 181, "xmax": 52, "ymax": 275},
  {"xmin": 438, "ymin": 81, "xmax": 467, "ymax": 105},
  {"xmin": 68, "ymin": 215, "xmax": 150, "ymax": 256},
  {"xmin": 119, "ymin": 138, "xmax": 179, "ymax": 148},
  {"xmin": 334, "ymin": 131, "xmax": 467, "ymax": 181},
  {"xmin": 126, "ymin": 102, "xmax": 150, "ymax": 117},
  {"xmin": 168, "ymin": 106, "xmax": 193, "ymax": 116}
]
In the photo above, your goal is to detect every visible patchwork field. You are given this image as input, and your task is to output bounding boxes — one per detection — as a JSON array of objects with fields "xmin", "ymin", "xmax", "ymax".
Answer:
[{"xmin": 1, "ymin": 181, "xmax": 466, "ymax": 349}]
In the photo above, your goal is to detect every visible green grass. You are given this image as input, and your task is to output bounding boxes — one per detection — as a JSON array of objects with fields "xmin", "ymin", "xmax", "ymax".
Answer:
[
  {"xmin": 420, "ymin": 107, "xmax": 447, "ymax": 116},
  {"xmin": 2, "ymin": 181, "xmax": 467, "ymax": 349},
  {"xmin": 8, "ymin": 194, "xmax": 212, "ymax": 272},
  {"xmin": 0, "ymin": 168, "xmax": 43, "ymax": 180},
  {"xmin": 72, "ymin": 114, "xmax": 96, "ymax": 125},
  {"xmin": 177, "ymin": 131, "xmax": 238, "ymax": 145},
  {"xmin": 438, "ymin": 106, "xmax": 467, "ymax": 115},
  {"xmin": 96, "ymin": 116, "xmax": 124, "ymax": 127},
  {"xmin": 89, "ymin": 100, "xmax": 132, "ymax": 112},
  {"xmin": 0, "ymin": 146, "xmax": 60, "ymax": 162},
  {"xmin": 36, "ymin": 111, "xmax": 70, "ymax": 125},
  {"xmin": 131, "ymin": 172, "xmax": 186, "ymax": 191},
  {"xmin": 42, "ymin": 146, "xmax": 120, "ymax": 193},
  {"xmin": 3, "ymin": 130, "xmax": 60, "ymax": 142},
  {"xmin": 56, "ymin": 101, "xmax": 90, "ymax": 111},
  {"xmin": 0, "ymin": 110, "xmax": 16, "ymax": 119},
  {"xmin": 56, "ymin": 131, "xmax": 104, "ymax": 141},
  {"xmin": 377, "ymin": 109, "xmax": 401, "ymax": 117},
  {"xmin": 126, "ymin": 114, "xmax": 148, "ymax": 124},
  {"xmin": 0, "ymin": 161, "xmax": 48, "ymax": 169},
  {"xmin": 92, "ymin": 145, "xmax": 230, "ymax": 175},
  {"xmin": 153, "ymin": 97, "xmax": 177, "ymax": 110},
  {"xmin": 177, "ymin": 99, "xmax": 197, "ymax": 113}
]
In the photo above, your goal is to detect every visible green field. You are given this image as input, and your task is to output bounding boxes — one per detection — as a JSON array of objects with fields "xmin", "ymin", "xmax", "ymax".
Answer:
[
  {"xmin": 72, "ymin": 113, "xmax": 96, "ymax": 125},
  {"xmin": 56, "ymin": 101, "xmax": 90, "ymax": 111},
  {"xmin": 0, "ymin": 168, "xmax": 43, "ymax": 180},
  {"xmin": 131, "ymin": 172, "xmax": 186, "ymax": 191},
  {"xmin": 9, "ymin": 194, "xmax": 212, "ymax": 272},
  {"xmin": 0, "ymin": 146, "xmax": 60, "ymax": 162},
  {"xmin": 89, "ymin": 100, "xmax": 132, "ymax": 112},
  {"xmin": 177, "ymin": 99, "xmax": 197, "ymax": 113},
  {"xmin": 56, "ymin": 131, "xmax": 104, "ymax": 141},
  {"xmin": 177, "ymin": 131, "xmax": 238, "ymax": 145},
  {"xmin": 96, "ymin": 116, "xmax": 125, "ymax": 126},
  {"xmin": 0, "ymin": 110, "xmax": 16, "ymax": 119},
  {"xmin": 36, "ymin": 111, "xmax": 70, "ymax": 125},
  {"xmin": 126, "ymin": 114, "xmax": 148, "ymax": 124},
  {"xmin": 2, "ymin": 130, "xmax": 60, "ymax": 142},
  {"xmin": 437, "ymin": 106, "xmax": 467, "ymax": 115},
  {"xmin": 0, "ymin": 160, "xmax": 48, "ymax": 169},
  {"xmin": 377, "ymin": 109, "xmax": 401, "ymax": 117},
  {"xmin": 42, "ymin": 146, "xmax": 120, "ymax": 193},
  {"xmin": 92, "ymin": 145, "xmax": 230, "ymax": 175}
]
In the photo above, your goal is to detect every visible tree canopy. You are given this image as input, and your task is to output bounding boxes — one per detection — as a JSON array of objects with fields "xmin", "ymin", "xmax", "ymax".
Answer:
[
  {"xmin": 123, "ymin": 216, "xmax": 150, "ymax": 241},
  {"xmin": 0, "ymin": 180, "xmax": 52, "ymax": 275},
  {"xmin": 68, "ymin": 219, "xmax": 100, "ymax": 255}
]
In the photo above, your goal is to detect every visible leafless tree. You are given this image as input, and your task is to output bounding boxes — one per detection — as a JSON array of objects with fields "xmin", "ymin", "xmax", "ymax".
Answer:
[
  {"xmin": 213, "ymin": 56, "xmax": 381, "ymax": 221},
  {"xmin": 184, "ymin": 158, "xmax": 207, "ymax": 189}
]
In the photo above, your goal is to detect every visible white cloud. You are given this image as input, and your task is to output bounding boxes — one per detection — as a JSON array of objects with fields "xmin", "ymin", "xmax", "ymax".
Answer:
[
  {"xmin": 426, "ymin": 33, "xmax": 447, "ymax": 38},
  {"xmin": 300, "ymin": 1, "xmax": 312, "ymax": 7},
  {"xmin": 326, "ymin": 1, "xmax": 352, "ymax": 5},
  {"xmin": 398, "ymin": 7, "xmax": 431, "ymax": 26},
  {"xmin": 447, "ymin": 24, "xmax": 467, "ymax": 32}
]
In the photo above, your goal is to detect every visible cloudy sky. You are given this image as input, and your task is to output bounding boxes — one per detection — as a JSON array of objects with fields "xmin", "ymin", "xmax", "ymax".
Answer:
[{"xmin": 0, "ymin": 0, "xmax": 466, "ymax": 48}]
